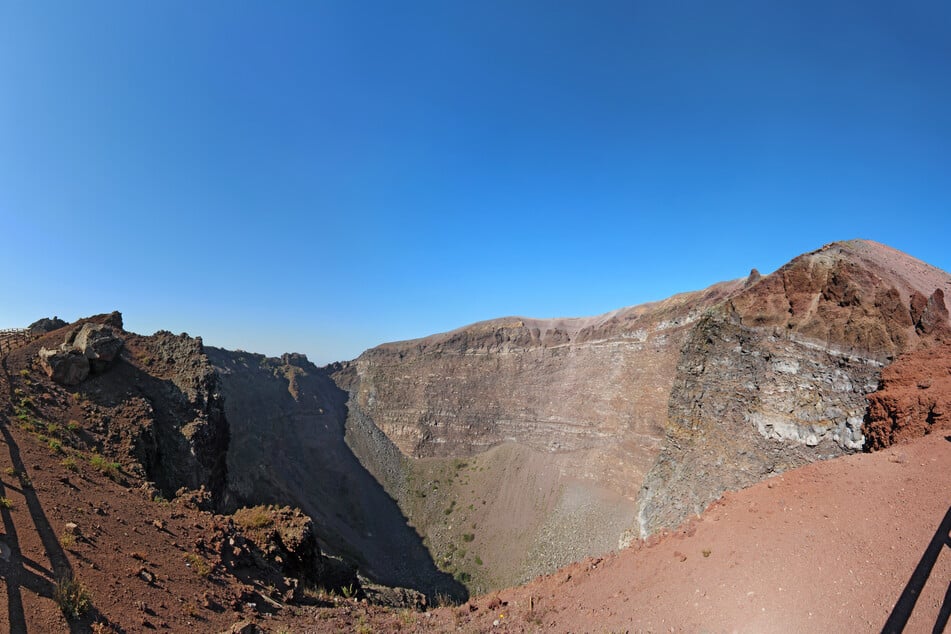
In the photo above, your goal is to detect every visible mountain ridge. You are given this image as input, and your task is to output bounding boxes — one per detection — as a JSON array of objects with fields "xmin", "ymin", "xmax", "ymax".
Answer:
[{"xmin": 0, "ymin": 238, "xmax": 948, "ymax": 630}]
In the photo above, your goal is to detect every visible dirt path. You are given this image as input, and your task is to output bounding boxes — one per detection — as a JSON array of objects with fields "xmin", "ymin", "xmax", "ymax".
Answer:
[{"xmin": 0, "ymin": 348, "xmax": 89, "ymax": 631}]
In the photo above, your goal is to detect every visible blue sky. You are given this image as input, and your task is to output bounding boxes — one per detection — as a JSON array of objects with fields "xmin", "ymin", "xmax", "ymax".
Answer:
[{"xmin": 2, "ymin": 1, "xmax": 949, "ymax": 364}]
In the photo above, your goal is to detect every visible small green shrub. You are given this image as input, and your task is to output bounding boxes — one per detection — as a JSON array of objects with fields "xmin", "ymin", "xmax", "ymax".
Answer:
[
  {"xmin": 0, "ymin": 497, "xmax": 13, "ymax": 509},
  {"xmin": 66, "ymin": 420, "xmax": 81, "ymax": 432},
  {"xmin": 89, "ymin": 454, "xmax": 120, "ymax": 479},
  {"xmin": 61, "ymin": 457, "xmax": 78, "ymax": 472},
  {"xmin": 462, "ymin": 532, "xmax": 475, "ymax": 543},
  {"xmin": 54, "ymin": 574, "xmax": 91, "ymax": 619},
  {"xmin": 48, "ymin": 438, "xmax": 63, "ymax": 454},
  {"xmin": 185, "ymin": 553, "xmax": 211, "ymax": 577},
  {"xmin": 60, "ymin": 530, "xmax": 76, "ymax": 549}
]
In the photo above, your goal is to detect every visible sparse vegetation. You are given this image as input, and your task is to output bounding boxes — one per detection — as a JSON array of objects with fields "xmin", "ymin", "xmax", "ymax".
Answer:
[
  {"xmin": 233, "ymin": 505, "xmax": 273, "ymax": 530},
  {"xmin": 54, "ymin": 574, "xmax": 92, "ymax": 619},
  {"xmin": 48, "ymin": 438, "xmax": 63, "ymax": 454},
  {"xmin": 60, "ymin": 530, "xmax": 76, "ymax": 549},
  {"xmin": 302, "ymin": 584, "xmax": 338, "ymax": 603},
  {"xmin": 0, "ymin": 497, "xmax": 13, "ymax": 509},
  {"xmin": 61, "ymin": 456, "xmax": 78, "ymax": 472},
  {"xmin": 66, "ymin": 419, "xmax": 81, "ymax": 432},
  {"xmin": 90, "ymin": 454, "xmax": 120, "ymax": 479},
  {"xmin": 702, "ymin": 549, "xmax": 712, "ymax": 558},
  {"xmin": 47, "ymin": 422, "xmax": 61, "ymax": 436},
  {"xmin": 462, "ymin": 532, "xmax": 475, "ymax": 542},
  {"xmin": 398, "ymin": 608, "xmax": 417, "ymax": 627},
  {"xmin": 185, "ymin": 552, "xmax": 211, "ymax": 577}
]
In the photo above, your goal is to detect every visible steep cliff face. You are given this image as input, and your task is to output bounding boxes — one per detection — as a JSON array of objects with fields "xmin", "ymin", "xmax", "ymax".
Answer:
[
  {"xmin": 345, "ymin": 240, "xmax": 951, "ymax": 580},
  {"xmin": 206, "ymin": 348, "xmax": 464, "ymax": 599},
  {"xmin": 8, "ymin": 314, "xmax": 231, "ymax": 506},
  {"xmin": 123, "ymin": 330, "xmax": 231, "ymax": 505},
  {"xmin": 637, "ymin": 240, "xmax": 951, "ymax": 536},
  {"xmin": 344, "ymin": 280, "xmax": 744, "ymax": 588}
]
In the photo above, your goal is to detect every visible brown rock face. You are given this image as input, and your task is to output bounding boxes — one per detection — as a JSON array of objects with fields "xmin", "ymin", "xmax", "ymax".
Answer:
[
  {"xmin": 638, "ymin": 240, "xmax": 951, "ymax": 535},
  {"xmin": 864, "ymin": 342, "xmax": 951, "ymax": 449},
  {"xmin": 343, "ymin": 240, "xmax": 951, "ymax": 582},
  {"xmin": 344, "ymin": 281, "xmax": 744, "ymax": 588}
]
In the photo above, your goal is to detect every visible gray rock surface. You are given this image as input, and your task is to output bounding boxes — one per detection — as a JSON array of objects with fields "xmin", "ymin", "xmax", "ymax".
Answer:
[
  {"xmin": 38, "ymin": 346, "xmax": 90, "ymax": 385},
  {"xmin": 38, "ymin": 321, "xmax": 125, "ymax": 384}
]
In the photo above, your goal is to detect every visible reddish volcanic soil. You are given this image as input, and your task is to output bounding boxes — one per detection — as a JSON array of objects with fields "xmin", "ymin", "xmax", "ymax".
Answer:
[
  {"xmin": 420, "ymin": 432, "xmax": 951, "ymax": 633},
  {"xmin": 866, "ymin": 342, "xmax": 951, "ymax": 449}
]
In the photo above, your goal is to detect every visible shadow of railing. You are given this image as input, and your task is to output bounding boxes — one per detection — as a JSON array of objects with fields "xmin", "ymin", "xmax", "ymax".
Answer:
[
  {"xmin": 1, "ymin": 340, "xmax": 117, "ymax": 631},
  {"xmin": 882, "ymin": 505, "xmax": 951, "ymax": 633}
]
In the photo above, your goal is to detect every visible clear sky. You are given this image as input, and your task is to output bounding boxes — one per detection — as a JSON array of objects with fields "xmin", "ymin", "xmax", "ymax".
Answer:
[{"xmin": 2, "ymin": 1, "xmax": 949, "ymax": 364}]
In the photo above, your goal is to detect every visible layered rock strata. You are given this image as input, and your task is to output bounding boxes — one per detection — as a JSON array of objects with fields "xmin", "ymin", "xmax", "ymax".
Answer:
[
  {"xmin": 343, "ymin": 240, "xmax": 951, "ymax": 585},
  {"xmin": 637, "ymin": 240, "xmax": 951, "ymax": 536}
]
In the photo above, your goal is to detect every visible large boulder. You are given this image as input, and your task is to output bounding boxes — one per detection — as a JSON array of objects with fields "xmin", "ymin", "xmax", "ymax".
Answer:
[
  {"xmin": 72, "ymin": 323, "xmax": 124, "ymax": 372},
  {"xmin": 38, "ymin": 322, "xmax": 125, "ymax": 384},
  {"xmin": 38, "ymin": 347, "xmax": 90, "ymax": 385}
]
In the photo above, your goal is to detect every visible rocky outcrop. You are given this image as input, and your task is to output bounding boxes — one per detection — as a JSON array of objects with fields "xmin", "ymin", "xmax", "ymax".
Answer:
[
  {"xmin": 38, "ymin": 321, "xmax": 125, "ymax": 384},
  {"xmin": 125, "ymin": 330, "xmax": 230, "ymax": 506},
  {"xmin": 910, "ymin": 288, "xmax": 950, "ymax": 336},
  {"xmin": 864, "ymin": 342, "xmax": 951, "ymax": 449},
  {"xmin": 637, "ymin": 240, "xmax": 951, "ymax": 536},
  {"xmin": 27, "ymin": 316, "xmax": 67, "ymax": 334},
  {"xmin": 635, "ymin": 309, "xmax": 882, "ymax": 537},
  {"xmin": 38, "ymin": 346, "xmax": 91, "ymax": 384}
]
